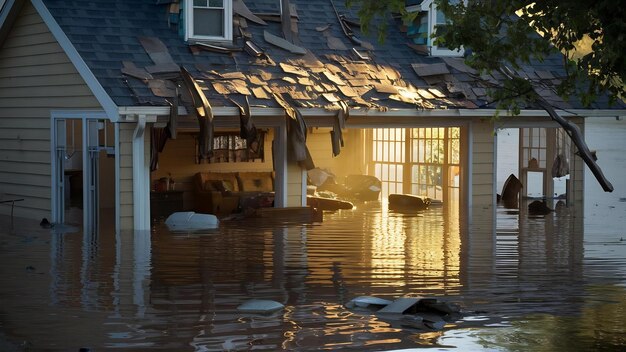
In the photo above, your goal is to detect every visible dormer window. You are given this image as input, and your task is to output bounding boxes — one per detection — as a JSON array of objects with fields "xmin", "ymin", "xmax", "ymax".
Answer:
[
  {"xmin": 406, "ymin": 0, "xmax": 464, "ymax": 57},
  {"xmin": 185, "ymin": 0, "xmax": 233, "ymax": 43}
]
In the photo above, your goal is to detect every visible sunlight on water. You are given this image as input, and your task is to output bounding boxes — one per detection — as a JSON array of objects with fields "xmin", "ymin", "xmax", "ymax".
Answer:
[
  {"xmin": 2, "ymin": 195, "xmax": 625, "ymax": 351},
  {"xmin": 1, "ymin": 121, "xmax": 625, "ymax": 351}
]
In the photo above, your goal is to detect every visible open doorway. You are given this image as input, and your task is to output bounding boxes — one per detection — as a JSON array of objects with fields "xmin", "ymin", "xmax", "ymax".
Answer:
[
  {"xmin": 496, "ymin": 127, "xmax": 571, "ymax": 215},
  {"xmin": 52, "ymin": 116, "xmax": 116, "ymax": 232}
]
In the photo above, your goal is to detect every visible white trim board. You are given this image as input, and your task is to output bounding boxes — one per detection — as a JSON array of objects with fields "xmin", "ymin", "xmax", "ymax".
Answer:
[{"xmin": 31, "ymin": 0, "xmax": 119, "ymax": 122}]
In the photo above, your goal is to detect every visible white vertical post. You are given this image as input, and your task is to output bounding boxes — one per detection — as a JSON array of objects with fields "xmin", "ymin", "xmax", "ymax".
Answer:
[
  {"xmin": 132, "ymin": 115, "xmax": 149, "ymax": 230},
  {"xmin": 301, "ymin": 167, "xmax": 307, "ymax": 206},
  {"xmin": 115, "ymin": 122, "xmax": 121, "ymax": 234}
]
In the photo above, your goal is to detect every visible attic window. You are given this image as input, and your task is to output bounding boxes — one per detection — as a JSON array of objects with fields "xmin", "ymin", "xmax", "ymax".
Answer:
[
  {"xmin": 407, "ymin": 0, "xmax": 464, "ymax": 57},
  {"xmin": 185, "ymin": 0, "xmax": 233, "ymax": 43}
]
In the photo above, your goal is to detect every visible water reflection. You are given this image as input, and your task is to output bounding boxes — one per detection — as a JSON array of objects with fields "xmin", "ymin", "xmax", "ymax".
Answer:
[{"xmin": 0, "ymin": 198, "xmax": 625, "ymax": 350}]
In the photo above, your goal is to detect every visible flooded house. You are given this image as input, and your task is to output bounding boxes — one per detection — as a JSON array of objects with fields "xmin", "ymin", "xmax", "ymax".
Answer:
[{"xmin": 0, "ymin": 0, "xmax": 624, "ymax": 234}]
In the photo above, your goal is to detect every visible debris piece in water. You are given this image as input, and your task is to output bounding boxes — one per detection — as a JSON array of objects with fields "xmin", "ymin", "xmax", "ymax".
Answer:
[
  {"xmin": 165, "ymin": 212, "xmax": 219, "ymax": 231},
  {"xmin": 237, "ymin": 299, "xmax": 284, "ymax": 314},
  {"xmin": 528, "ymin": 200, "xmax": 552, "ymax": 215},
  {"xmin": 345, "ymin": 296, "xmax": 392, "ymax": 310},
  {"xmin": 346, "ymin": 296, "xmax": 461, "ymax": 331},
  {"xmin": 307, "ymin": 196, "xmax": 354, "ymax": 211},
  {"xmin": 388, "ymin": 194, "xmax": 431, "ymax": 211}
]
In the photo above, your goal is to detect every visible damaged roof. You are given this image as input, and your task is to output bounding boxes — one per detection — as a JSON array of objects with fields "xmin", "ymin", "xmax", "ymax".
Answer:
[{"xmin": 40, "ymin": 0, "xmax": 624, "ymax": 113}]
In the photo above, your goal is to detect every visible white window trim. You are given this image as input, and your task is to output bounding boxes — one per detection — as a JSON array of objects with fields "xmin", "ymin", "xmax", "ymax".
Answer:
[
  {"xmin": 184, "ymin": 0, "xmax": 233, "ymax": 43},
  {"xmin": 406, "ymin": 0, "xmax": 465, "ymax": 57},
  {"xmin": 427, "ymin": 2, "xmax": 464, "ymax": 57}
]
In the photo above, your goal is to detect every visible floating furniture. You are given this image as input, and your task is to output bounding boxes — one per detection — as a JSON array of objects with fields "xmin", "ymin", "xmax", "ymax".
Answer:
[
  {"xmin": 344, "ymin": 175, "xmax": 382, "ymax": 201},
  {"xmin": 388, "ymin": 194, "xmax": 431, "ymax": 211},
  {"xmin": 528, "ymin": 200, "xmax": 552, "ymax": 215},
  {"xmin": 165, "ymin": 211, "xmax": 219, "ymax": 231},
  {"xmin": 307, "ymin": 196, "xmax": 354, "ymax": 211},
  {"xmin": 194, "ymin": 171, "xmax": 275, "ymax": 216},
  {"xmin": 500, "ymin": 173, "xmax": 522, "ymax": 208}
]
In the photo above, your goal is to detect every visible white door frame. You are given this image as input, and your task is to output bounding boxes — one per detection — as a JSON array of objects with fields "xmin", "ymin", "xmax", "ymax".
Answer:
[{"xmin": 50, "ymin": 111, "xmax": 116, "ymax": 229}]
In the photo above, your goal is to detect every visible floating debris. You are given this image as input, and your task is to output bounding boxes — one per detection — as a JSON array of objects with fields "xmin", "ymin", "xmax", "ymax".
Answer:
[
  {"xmin": 165, "ymin": 212, "xmax": 219, "ymax": 231},
  {"xmin": 345, "ymin": 296, "xmax": 461, "ymax": 331},
  {"xmin": 345, "ymin": 296, "xmax": 392, "ymax": 310},
  {"xmin": 388, "ymin": 194, "xmax": 431, "ymax": 211},
  {"xmin": 237, "ymin": 299, "xmax": 284, "ymax": 314},
  {"xmin": 528, "ymin": 200, "xmax": 552, "ymax": 215}
]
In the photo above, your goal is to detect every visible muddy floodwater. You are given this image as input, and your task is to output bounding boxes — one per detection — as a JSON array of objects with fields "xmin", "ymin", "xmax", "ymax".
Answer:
[{"xmin": 1, "ymin": 118, "xmax": 625, "ymax": 351}]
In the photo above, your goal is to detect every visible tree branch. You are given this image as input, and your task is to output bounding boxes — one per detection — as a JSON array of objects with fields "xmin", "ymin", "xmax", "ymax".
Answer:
[{"xmin": 534, "ymin": 95, "xmax": 614, "ymax": 192}]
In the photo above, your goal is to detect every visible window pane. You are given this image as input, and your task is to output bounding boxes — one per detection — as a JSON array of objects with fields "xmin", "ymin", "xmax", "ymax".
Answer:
[
  {"xmin": 194, "ymin": 8, "xmax": 224, "ymax": 36},
  {"xmin": 193, "ymin": 0, "xmax": 207, "ymax": 6},
  {"xmin": 209, "ymin": 0, "xmax": 223, "ymax": 7}
]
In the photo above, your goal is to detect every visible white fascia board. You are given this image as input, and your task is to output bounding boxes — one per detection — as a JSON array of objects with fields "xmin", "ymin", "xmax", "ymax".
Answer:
[
  {"xmin": 457, "ymin": 109, "xmax": 626, "ymax": 118},
  {"xmin": 31, "ymin": 0, "xmax": 119, "ymax": 122},
  {"xmin": 120, "ymin": 105, "xmax": 626, "ymax": 122},
  {"xmin": 0, "ymin": 0, "xmax": 15, "ymax": 29}
]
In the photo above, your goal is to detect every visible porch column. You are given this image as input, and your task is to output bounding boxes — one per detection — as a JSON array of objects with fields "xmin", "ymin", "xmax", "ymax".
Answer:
[
  {"xmin": 466, "ymin": 118, "xmax": 497, "ymax": 280},
  {"xmin": 132, "ymin": 115, "xmax": 150, "ymax": 230}
]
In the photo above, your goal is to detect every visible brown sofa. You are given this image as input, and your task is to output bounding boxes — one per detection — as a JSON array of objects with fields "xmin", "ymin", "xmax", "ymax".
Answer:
[{"xmin": 194, "ymin": 171, "xmax": 274, "ymax": 215}]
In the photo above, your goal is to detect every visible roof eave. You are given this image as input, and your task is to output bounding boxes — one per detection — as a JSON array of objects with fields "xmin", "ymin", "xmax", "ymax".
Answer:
[{"xmin": 31, "ymin": 0, "xmax": 120, "ymax": 122}]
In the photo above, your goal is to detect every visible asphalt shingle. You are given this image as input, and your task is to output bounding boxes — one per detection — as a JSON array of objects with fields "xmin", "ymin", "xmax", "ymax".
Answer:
[{"xmin": 41, "ymin": 0, "xmax": 624, "ymax": 111}]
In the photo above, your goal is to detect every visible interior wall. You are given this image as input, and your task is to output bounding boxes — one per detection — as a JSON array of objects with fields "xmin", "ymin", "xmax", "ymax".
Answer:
[
  {"xmin": 307, "ymin": 128, "xmax": 366, "ymax": 180},
  {"xmin": 152, "ymin": 129, "xmax": 275, "ymax": 209},
  {"xmin": 99, "ymin": 149, "xmax": 115, "ymax": 208}
]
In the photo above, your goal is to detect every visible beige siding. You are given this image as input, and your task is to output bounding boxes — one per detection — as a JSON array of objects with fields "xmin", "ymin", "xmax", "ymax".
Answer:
[
  {"xmin": 287, "ymin": 162, "xmax": 303, "ymax": 206},
  {"xmin": 0, "ymin": 2, "xmax": 101, "ymax": 219},
  {"xmin": 569, "ymin": 117, "xmax": 584, "ymax": 207},
  {"xmin": 119, "ymin": 124, "xmax": 134, "ymax": 230},
  {"xmin": 471, "ymin": 118, "xmax": 496, "ymax": 229},
  {"xmin": 307, "ymin": 128, "xmax": 366, "ymax": 179}
]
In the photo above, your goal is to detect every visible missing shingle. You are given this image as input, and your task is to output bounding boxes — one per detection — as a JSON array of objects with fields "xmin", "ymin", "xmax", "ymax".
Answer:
[
  {"xmin": 263, "ymin": 30, "xmax": 306, "ymax": 54},
  {"xmin": 412, "ymin": 62, "xmax": 450, "ymax": 77}
]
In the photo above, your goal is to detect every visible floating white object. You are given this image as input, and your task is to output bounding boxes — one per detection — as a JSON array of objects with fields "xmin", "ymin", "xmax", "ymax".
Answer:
[
  {"xmin": 165, "ymin": 211, "xmax": 219, "ymax": 231},
  {"xmin": 345, "ymin": 296, "xmax": 392, "ymax": 309},
  {"xmin": 237, "ymin": 299, "xmax": 284, "ymax": 314}
]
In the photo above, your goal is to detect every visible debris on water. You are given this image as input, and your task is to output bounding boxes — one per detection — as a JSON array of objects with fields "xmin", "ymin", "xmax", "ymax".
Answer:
[
  {"xmin": 618, "ymin": 198, "xmax": 626, "ymax": 202},
  {"xmin": 528, "ymin": 200, "xmax": 552, "ymax": 215},
  {"xmin": 165, "ymin": 212, "xmax": 219, "ymax": 231},
  {"xmin": 345, "ymin": 296, "xmax": 461, "ymax": 331},
  {"xmin": 39, "ymin": 218, "xmax": 53, "ymax": 228},
  {"xmin": 237, "ymin": 299, "xmax": 284, "ymax": 314},
  {"xmin": 345, "ymin": 296, "xmax": 392, "ymax": 310}
]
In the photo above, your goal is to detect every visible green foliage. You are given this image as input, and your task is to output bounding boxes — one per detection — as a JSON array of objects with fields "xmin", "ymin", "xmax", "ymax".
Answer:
[{"xmin": 349, "ymin": 0, "xmax": 626, "ymax": 109}]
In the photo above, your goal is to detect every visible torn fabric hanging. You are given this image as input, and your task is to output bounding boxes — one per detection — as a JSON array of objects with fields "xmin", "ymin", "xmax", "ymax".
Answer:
[
  {"xmin": 330, "ymin": 100, "xmax": 348, "ymax": 156},
  {"xmin": 181, "ymin": 66, "xmax": 214, "ymax": 160},
  {"xmin": 166, "ymin": 87, "xmax": 178, "ymax": 139},
  {"xmin": 273, "ymin": 93, "xmax": 315, "ymax": 169},
  {"xmin": 551, "ymin": 129, "xmax": 570, "ymax": 178},
  {"xmin": 150, "ymin": 128, "xmax": 169, "ymax": 171},
  {"xmin": 230, "ymin": 96, "xmax": 262, "ymax": 155}
]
